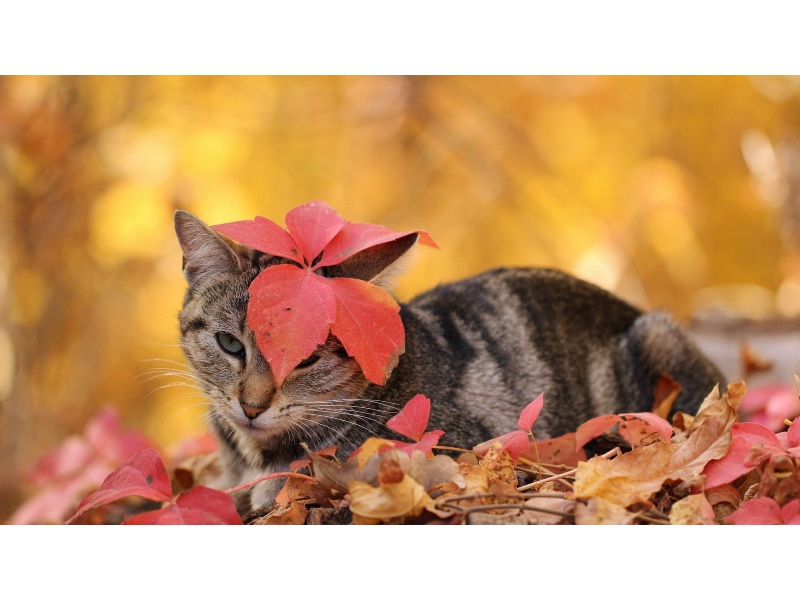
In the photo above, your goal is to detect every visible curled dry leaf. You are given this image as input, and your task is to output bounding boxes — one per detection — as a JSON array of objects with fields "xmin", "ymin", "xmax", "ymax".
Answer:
[{"xmin": 251, "ymin": 501, "xmax": 309, "ymax": 525}]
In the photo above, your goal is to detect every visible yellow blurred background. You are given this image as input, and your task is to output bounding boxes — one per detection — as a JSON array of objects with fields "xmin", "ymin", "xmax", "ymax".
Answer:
[{"xmin": 3, "ymin": 75, "xmax": 800, "ymax": 519}]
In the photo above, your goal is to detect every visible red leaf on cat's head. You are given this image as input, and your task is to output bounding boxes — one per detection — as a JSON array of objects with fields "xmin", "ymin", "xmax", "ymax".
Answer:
[
  {"xmin": 212, "ymin": 216, "xmax": 303, "ymax": 265},
  {"xmin": 123, "ymin": 486, "xmax": 242, "ymax": 525},
  {"xmin": 327, "ymin": 277, "xmax": 405, "ymax": 385},
  {"xmin": 66, "ymin": 449, "xmax": 173, "ymax": 524},
  {"xmin": 316, "ymin": 221, "xmax": 438, "ymax": 268},
  {"xmin": 247, "ymin": 265, "xmax": 337, "ymax": 385},
  {"xmin": 213, "ymin": 202, "xmax": 436, "ymax": 387},
  {"xmin": 387, "ymin": 394, "xmax": 431, "ymax": 442},
  {"xmin": 517, "ymin": 393, "xmax": 544, "ymax": 432},
  {"xmin": 284, "ymin": 201, "xmax": 347, "ymax": 265}
]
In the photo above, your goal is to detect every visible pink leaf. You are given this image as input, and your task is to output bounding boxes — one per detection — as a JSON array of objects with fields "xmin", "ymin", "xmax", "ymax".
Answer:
[
  {"xmin": 317, "ymin": 221, "xmax": 438, "ymax": 268},
  {"xmin": 725, "ymin": 497, "xmax": 784, "ymax": 525},
  {"xmin": 731, "ymin": 422, "xmax": 786, "ymax": 454},
  {"xmin": 66, "ymin": 449, "xmax": 172, "ymax": 524},
  {"xmin": 327, "ymin": 276, "xmax": 405, "ymax": 385},
  {"xmin": 390, "ymin": 430, "xmax": 444, "ymax": 458},
  {"xmin": 212, "ymin": 216, "xmax": 303, "ymax": 264},
  {"xmin": 123, "ymin": 486, "xmax": 242, "ymax": 525},
  {"xmin": 702, "ymin": 436, "xmax": 754, "ymax": 488},
  {"xmin": 25, "ymin": 436, "xmax": 94, "ymax": 486},
  {"xmin": 473, "ymin": 430, "xmax": 531, "ymax": 463},
  {"xmin": 519, "ymin": 432, "xmax": 587, "ymax": 468},
  {"xmin": 575, "ymin": 415, "xmax": 625, "ymax": 449},
  {"xmin": 284, "ymin": 201, "xmax": 347, "ymax": 265},
  {"xmin": 386, "ymin": 394, "xmax": 431, "ymax": 442},
  {"xmin": 787, "ymin": 417, "xmax": 800, "ymax": 448},
  {"xmin": 781, "ymin": 499, "xmax": 800, "ymax": 524},
  {"xmin": 247, "ymin": 265, "xmax": 336, "ymax": 385},
  {"xmin": 575, "ymin": 412, "xmax": 672, "ymax": 450},
  {"xmin": 517, "ymin": 393, "xmax": 544, "ymax": 431}
]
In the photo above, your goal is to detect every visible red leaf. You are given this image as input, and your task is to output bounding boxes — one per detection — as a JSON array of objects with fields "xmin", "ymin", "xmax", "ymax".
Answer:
[
  {"xmin": 66, "ymin": 449, "xmax": 172, "ymax": 524},
  {"xmin": 284, "ymin": 201, "xmax": 346, "ymax": 265},
  {"xmin": 123, "ymin": 486, "xmax": 243, "ymax": 525},
  {"xmin": 575, "ymin": 412, "xmax": 672, "ymax": 450},
  {"xmin": 212, "ymin": 216, "xmax": 303, "ymax": 265},
  {"xmin": 391, "ymin": 430, "xmax": 444, "ymax": 458},
  {"xmin": 725, "ymin": 497, "xmax": 784, "ymax": 525},
  {"xmin": 781, "ymin": 499, "xmax": 800, "ymax": 524},
  {"xmin": 702, "ymin": 436, "xmax": 754, "ymax": 488},
  {"xmin": 386, "ymin": 394, "xmax": 431, "ymax": 442},
  {"xmin": 473, "ymin": 430, "xmax": 531, "ymax": 462},
  {"xmin": 25, "ymin": 436, "xmax": 94, "ymax": 486},
  {"xmin": 520, "ymin": 432, "xmax": 587, "ymax": 468},
  {"xmin": 327, "ymin": 277, "xmax": 405, "ymax": 385},
  {"xmin": 517, "ymin": 393, "xmax": 544, "ymax": 431},
  {"xmin": 731, "ymin": 422, "xmax": 786, "ymax": 454},
  {"xmin": 247, "ymin": 265, "xmax": 336, "ymax": 385},
  {"xmin": 317, "ymin": 221, "xmax": 438, "ymax": 268}
]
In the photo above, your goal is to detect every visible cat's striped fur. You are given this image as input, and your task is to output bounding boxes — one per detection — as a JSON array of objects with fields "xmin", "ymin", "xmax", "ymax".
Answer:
[{"xmin": 174, "ymin": 210, "xmax": 724, "ymax": 513}]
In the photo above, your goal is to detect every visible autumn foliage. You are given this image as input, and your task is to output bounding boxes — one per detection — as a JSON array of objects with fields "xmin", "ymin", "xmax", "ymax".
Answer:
[{"xmin": 10, "ymin": 377, "xmax": 800, "ymax": 525}]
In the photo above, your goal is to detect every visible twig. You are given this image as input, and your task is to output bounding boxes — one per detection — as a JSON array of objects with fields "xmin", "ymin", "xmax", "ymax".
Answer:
[
  {"xmin": 223, "ymin": 472, "xmax": 315, "ymax": 495},
  {"xmin": 516, "ymin": 447, "xmax": 621, "ymax": 492}
]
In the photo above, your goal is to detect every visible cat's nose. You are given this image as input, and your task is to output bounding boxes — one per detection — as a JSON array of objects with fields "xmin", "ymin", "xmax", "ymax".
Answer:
[{"xmin": 240, "ymin": 402, "xmax": 266, "ymax": 420}]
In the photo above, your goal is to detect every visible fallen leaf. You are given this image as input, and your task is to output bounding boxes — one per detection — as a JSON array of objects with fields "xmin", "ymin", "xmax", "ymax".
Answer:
[
  {"xmin": 669, "ymin": 494, "xmax": 717, "ymax": 524},
  {"xmin": 67, "ymin": 449, "xmax": 172, "ymax": 524},
  {"xmin": 725, "ymin": 497, "xmax": 800, "ymax": 525},
  {"xmin": 251, "ymin": 501, "xmax": 309, "ymax": 525},
  {"xmin": 349, "ymin": 475, "xmax": 438, "ymax": 524},
  {"xmin": 652, "ymin": 373, "xmax": 682, "ymax": 419},
  {"xmin": 123, "ymin": 486, "xmax": 242, "ymax": 525},
  {"xmin": 518, "ymin": 393, "xmax": 544, "ymax": 431},
  {"xmin": 573, "ymin": 497, "xmax": 638, "ymax": 525}
]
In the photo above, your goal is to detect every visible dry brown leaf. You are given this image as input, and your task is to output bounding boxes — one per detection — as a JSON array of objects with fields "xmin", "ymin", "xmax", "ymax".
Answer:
[
  {"xmin": 251, "ymin": 501, "xmax": 309, "ymax": 525},
  {"xmin": 688, "ymin": 381, "xmax": 746, "ymax": 435},
  {"xmin": 355, "ymin": 437, "xmax": 396, "ymax": 469},
  {"xmin": 652, "ymin": 373, "xmax": 682, "ymax": 419},
  {"xmin": 574, "ymin": 497, "xmax": 638, "ymax": 524},
  {"xmin": 406, "ymin": 451, "xmax": 465, "ymax": 494},
  {"xmin": 525, "ymin": 496, "xmax": 576, "ymax": 524},
  {"xmin": 349, "ymin": 475, "xmax": 439, "ymax": 524},
  {"xmin": 482, "ymin": 441, "xmax": 518, "ymax": 486},
  {"xmin": 310, "ymin": 450, "xmax": 382, "ymax": 493},
  {"xmin": 573, "ymin": 382, "xmax": 743, "ymax": 508},
  {"xmin": 669, "ymin": 494, "xmax": 717, "ymax": 524},
  {"xmin": 740, "ymin": 341, "xmax": 774, "ymax": 378},
  {"xmin": 171, "ymin": 452, "xmax": 222, "ymax": 495},
  {"xmin": 774, "ymin": 472, "xmax": 800, "ymax": 506}
]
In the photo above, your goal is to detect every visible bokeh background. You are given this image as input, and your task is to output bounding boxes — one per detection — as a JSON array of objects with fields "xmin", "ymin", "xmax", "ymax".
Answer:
[{"xmin": 3, "ymin": 75, "xmax": 800, "ymax": 519}]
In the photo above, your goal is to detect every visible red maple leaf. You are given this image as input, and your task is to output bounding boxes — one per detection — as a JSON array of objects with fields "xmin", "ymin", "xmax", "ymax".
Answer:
[
  {"xmin": 212, "ymin": 201, "xmax": 437, "ymax": 386},
  {"xmin": 66, "ymin": 449, "xmax": 243, "ymax": 525}
]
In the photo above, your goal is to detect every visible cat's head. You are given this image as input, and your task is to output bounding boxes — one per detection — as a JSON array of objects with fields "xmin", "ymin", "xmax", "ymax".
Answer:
[{"xmin": 173, "ymin": 210, "xmax": 419, "ymax": 453}]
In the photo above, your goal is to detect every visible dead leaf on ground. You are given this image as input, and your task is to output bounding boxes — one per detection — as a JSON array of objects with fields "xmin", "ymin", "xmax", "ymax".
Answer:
[
  {"xmin": 574, "ymin": 497, "xmax": 638, "ymax": 524},
  {"xmin": 251, "ymin": 501, "xmax": 309, "ymax": 525},
  {"xmin": 669, "ymin": 494, "xmax": 717, "ymax": 524}
]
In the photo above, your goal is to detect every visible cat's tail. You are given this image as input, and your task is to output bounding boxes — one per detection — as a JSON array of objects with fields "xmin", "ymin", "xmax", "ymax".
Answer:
[{"xmin": 617, "ymin": 311, "xmax": 725, "ymax": 417}]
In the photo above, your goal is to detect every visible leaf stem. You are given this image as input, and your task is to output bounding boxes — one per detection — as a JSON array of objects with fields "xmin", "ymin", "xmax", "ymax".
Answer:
[{"xmin": 224, "ymin": 472, "xmax": 315, "ymax": 495}]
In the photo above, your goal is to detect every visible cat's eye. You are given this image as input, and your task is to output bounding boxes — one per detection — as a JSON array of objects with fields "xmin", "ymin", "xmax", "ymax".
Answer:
[
  {"xmin": 216, "ymin": 332, "xmax": 245, "ymax": 357},
  {"xmin": 296, "ymin": 353, "xmax": 320, "ymax": 369}
]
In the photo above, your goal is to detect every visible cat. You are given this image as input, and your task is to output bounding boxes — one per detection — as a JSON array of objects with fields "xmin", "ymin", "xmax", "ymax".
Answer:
[{"xmin": 174, "ymin": 209, "xmax": 724, "ymax": 514}]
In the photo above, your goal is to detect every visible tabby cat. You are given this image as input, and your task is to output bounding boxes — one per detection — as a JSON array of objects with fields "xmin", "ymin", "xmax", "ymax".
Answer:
[{"xmin": 174, "ymin": 210, "xmax": 723, "ymax": 513}]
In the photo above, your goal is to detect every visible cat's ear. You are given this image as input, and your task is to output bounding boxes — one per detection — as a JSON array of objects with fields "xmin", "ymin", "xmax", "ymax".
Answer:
[
  {"xmin": 324, "ymin": 233, "xmax": 419, "ymax": 290},
  {"xmin": 174, "ymin": 210, "xmax": 247, "ymax": 286}
]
